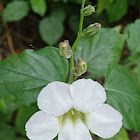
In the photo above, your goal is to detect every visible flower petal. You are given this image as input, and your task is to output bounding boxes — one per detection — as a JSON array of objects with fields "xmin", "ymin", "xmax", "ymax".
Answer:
[
  {"xmin": 38, "ymin": 81, "xmax": 72, "ymax": 116},
  {"xmin": 70, "ymin": 79, "xmax": 106, "ymax": 113},
  {"xmin": 86, "ymin": 104, "xmax": 123, "ymax": 138},
  {"xmin": 58, "ymin": 118, "xmax": 92, "ymax": 140},
  {"xmin": 25, "ymin": 111, "xmax": 59, "ymax": 140}
]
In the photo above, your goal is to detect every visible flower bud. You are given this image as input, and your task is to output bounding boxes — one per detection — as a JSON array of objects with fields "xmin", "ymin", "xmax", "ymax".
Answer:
[
  {"xmin": 83, "ymin": 5, "xmax": 95, "ymax": 16},
  {"xmin": 59, "ymin": 40, "xmax": 72, "ymax": 59},
  {"xmin": 74, "ymin": 58, "xmax": 87, "ymax": 76},
  {"xmin": 82, "ymin": 23, "xmax": 101, "ymax": 37}
]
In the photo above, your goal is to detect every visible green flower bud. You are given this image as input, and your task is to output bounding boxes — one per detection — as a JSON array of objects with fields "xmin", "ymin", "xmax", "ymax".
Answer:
[
  {"xmin": 83, "ymin": 5, "xmax": 95, "ymax": 16},
  {"xmin": 59, "ymin": 40, "xmax": 72, "ymax": 59},
  {"xmin": 82, "ymin": 23, "xmax": 101, "ymax": 37},
  {"xmin": 74, "ymin": 58, "xmax": 87, "ymax": 76}
]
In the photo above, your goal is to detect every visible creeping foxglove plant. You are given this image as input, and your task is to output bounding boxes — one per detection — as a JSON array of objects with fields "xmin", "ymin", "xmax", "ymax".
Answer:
[
  {"xmin": 25, "ymin": 79, "xmax": 122, "ymax": 140},
  {"xmin": 25, "ymin": 0, "xmax": 123, "ymax": 139}
]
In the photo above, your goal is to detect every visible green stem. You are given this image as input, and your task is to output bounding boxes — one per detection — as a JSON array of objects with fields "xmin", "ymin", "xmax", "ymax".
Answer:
[
  {"xmin": 79, "ymin": 0, "xmax": 85, "ymax": 35},
  {"xmin": 71, "ymin": 36, "xmax": 80, "ymax": 52},
  {"xmin": 68, "ymin": 54, "xmax": 74, "ymax": 84},
  {"xmin": 68, "ymin": 0, "xmax": 85, "ymax": 84}
]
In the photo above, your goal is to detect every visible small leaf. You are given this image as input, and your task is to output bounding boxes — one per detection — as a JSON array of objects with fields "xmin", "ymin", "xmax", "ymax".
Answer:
[
  {"xmin": 30, "ymin": 0, "xmax": 47, "ymax": 16},
  {"xmin": 124, "ymin": 19, "xmax": 140, "ymax": 54},
  {"xmin": 39, "ymin": 16, "xmax": 64, "ymax": 45},
  {"xmin": 70, "ymin": 0, "xmax": 90, "ymax": 4},
  {"xmin": 97, "ymin": 0, "xmax": 114, "ymax": 15},
  {"xmin": 69, "ymin": 15, "xmax": 79, "ymax": 34},
  {"xmin": 50, "ymin": 8, "xmax": 66, "ymax": 22},
  {"xmin": 74, "ymin": 28, "xmax": 125, "ymax": 77},
  {"xmin": 4, "ymin": 1, "xmax": 29, "ymax": 21},
  {"xmin": 106, "ymin": 0, "xmax": 128, "ymax": 22},
  {"xmin": 0, "ymin": 47, "xmax": 68, "ymax": 105},
  {"xmin": 99, "ymin": 127, "xmax": 129, "ymax": 140},
  {"xmin": 105, "ymin": 64, "xmax": 140, "ymax": 131}
]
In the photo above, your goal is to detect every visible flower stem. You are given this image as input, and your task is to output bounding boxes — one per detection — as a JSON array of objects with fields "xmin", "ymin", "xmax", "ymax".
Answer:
[
  {"xmin": 68, "ymin": 0, "xmax": 85, "ymax": 84},
  {"xmin": 78, "ymin": 0, "xmax": 85, "ymax": 35}
]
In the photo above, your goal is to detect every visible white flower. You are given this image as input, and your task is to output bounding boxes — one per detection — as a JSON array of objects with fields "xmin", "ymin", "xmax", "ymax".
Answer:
[{"xmin": 25, "ymin": 79, "xmax": 123, "ymax": 140}]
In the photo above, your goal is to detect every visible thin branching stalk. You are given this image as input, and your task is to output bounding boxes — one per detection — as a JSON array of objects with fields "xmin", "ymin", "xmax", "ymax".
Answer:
[{"xmin": 68, "ymin": 0, "xmax": 85, "ymax": 84}]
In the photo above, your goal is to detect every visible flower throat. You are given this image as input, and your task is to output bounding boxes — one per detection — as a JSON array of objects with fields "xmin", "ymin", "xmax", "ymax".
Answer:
[{"xmin": 59, "ymin": 109, "xmax": 86, "ymax": 127}]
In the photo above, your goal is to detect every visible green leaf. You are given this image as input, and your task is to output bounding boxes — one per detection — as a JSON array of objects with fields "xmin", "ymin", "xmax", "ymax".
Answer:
[
  {"xmin": 0, "ymin": 47, "xmax": 68, "ymax": 105},
  {"xmin": 0, "ymin": 94, "xmax": 18, "ymax": 123},
  {"xmin": 15, "ymin": 105, "xmax": 38, "ymax": 135},
  {"xmin": 50, "ymin": 6, "xmax": 66, "ymax": 22},
  {"xmin": 97, "ymin": 0, "xmax": 114, "ymax": 15},
  {"xmin": 0, "ymin": 83, "xmax": 10, "ymax": 97},
  {"xmin": 69, "ymin": 15, "xmax": 79, "ymax": 34},
  {"xmin": 30, "ymin": 0, "xmax": 47, "ymax": 16},
  {"xmin": 53, "ymin": 136, "xmax": 58, "ymax": 140},
  {"xmin": 128, "ymin": 0, "xmax": 139, "ymax": 8},
  {"xmin": 106, "ymin": 0, "xmax": 128, "ymax": 22},
  {"xmin": 62, "ymin": 0, "xmax": 68, "ymax": 3},
  {"xmin": 4, "ymin": 1, "xmax": 29, "ymax": 22},
  {"xmin": 137, "ymin": 65, "xmax": 140, "ymax": 81},
  {"xmin": 124, "ymin": 19, "xmax": 140, "ymax": 54},
  {"xmin": 99, "ymin": 127, "xmax": 129, "ymax": 140},
  {"xmin": 39, "ymin": 16, "xmax": 64, "ymax": 45},
  {"xmin": 105, "ymin": 64, "xmax": 140, "ymax": 131},
  {"xmin": 0, "ymin": 123, "xmax": 16, "ymax": 140},
  {"xmin": 136, "ymin": 58, "xmax": 140, "ymax": 83},
  {"xmin": 70, "ymin": 0, "xmax": 90, "ymax": 4},
  {"xmin": 74, "ymin": 28, "xmax": 125, "ymax": 77}
]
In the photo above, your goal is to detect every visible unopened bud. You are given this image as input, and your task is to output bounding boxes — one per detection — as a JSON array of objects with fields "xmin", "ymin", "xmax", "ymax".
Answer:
[
  {"xmin": 74, "ymin": 58, "xmax": 87, "ymax": 76},
  {"xmin": 83, "ymin": 5, "xmax": 95, "ymax": 16},
  {"xmin": 82, "ymin": 23, "xmax": 101, "ymax": 37},
  {"xmin": 59, "ymin": 40, "xmax": 72, "ymax": 59}
]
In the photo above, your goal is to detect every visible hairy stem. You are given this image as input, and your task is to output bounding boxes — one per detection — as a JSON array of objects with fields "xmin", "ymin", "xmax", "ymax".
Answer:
[{"xmin": 68, "ymin": 0, "xmax": 85, "ymax": 84}]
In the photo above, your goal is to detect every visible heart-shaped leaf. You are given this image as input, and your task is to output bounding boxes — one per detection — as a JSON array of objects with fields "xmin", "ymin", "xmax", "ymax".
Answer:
[
  {"xmin": 105, "ymin": 64, "xmax": 140, "ymax": 131},
  {"xmin": 0, "ymin": 47, "xmax": 68, "ymax": 105},
  {"xmin": 74, "ymin": 28, "xmax": 125, "ymax": 77}
]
